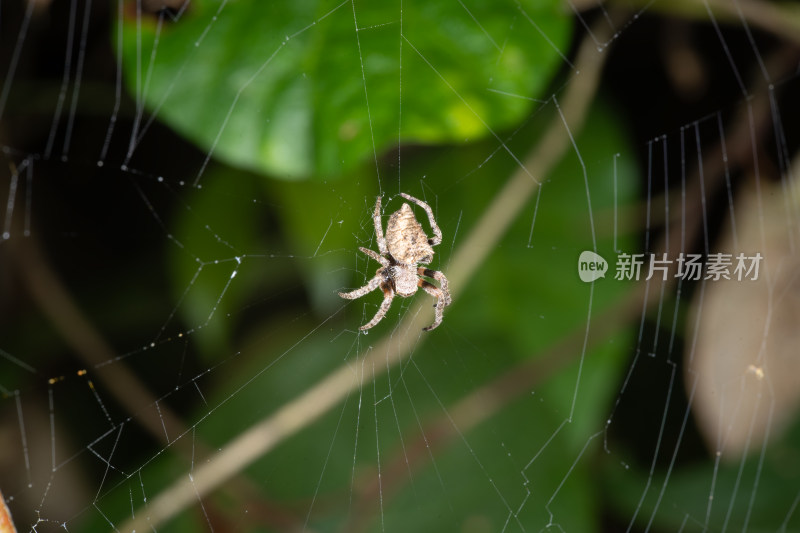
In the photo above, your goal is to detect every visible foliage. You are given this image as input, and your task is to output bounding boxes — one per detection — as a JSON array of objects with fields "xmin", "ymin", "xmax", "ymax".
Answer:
[{"xmin": 119, "ymin": 0, "xmax": 571, "ymax": 179}]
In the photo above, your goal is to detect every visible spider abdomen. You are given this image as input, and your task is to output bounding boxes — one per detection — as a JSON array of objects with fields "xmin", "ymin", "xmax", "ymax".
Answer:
[{"xmin": 386, "ymin": 203, "xmax": 435, "ymax": 264}]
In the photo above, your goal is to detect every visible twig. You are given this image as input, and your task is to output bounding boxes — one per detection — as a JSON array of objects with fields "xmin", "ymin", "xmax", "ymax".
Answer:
[
  {"xmin": 11, "ymin": 235, "xmax": 188, "ymax": 449},
  {"xmin": 573, "ymin": 0, "xmax": 800, "ymax": 46}
]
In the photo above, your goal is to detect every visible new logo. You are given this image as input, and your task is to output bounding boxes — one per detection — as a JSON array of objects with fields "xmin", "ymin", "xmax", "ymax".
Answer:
[{"xmin": 578, "ymin": 251, "xmax": 608, "ymax": 282}]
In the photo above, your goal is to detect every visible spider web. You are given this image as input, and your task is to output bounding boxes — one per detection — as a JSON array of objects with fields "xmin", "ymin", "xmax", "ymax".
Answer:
[{"xmin": 1, "ymin": 1, "xmax": 800, "ymax": 532}]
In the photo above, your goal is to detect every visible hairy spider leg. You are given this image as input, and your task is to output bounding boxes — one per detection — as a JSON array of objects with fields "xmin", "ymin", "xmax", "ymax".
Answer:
[
  {"xmin": 360, "ymin": 283, "xmax": 395, "ymax": 330},
  {"xmin": 338, "ymin": 275, "xmax": 382, "ymax": 301},
  {"xmin": 399, "ymin": 193, "xmax": 442, "ymax": 246},
  {"xmin": 372, "ymin": 196, "xmax": 388, "ymax": 256},
  {"xmin": 359, "ymin": 246, "xmax": 390, "ymax": 266},
  {"xmin": 419, "ymin": 267, "xmax": 451, "ymax": 306},
  {"xmin": 418, "ymin": 279, "xmax": 446, "ymax": 331}
]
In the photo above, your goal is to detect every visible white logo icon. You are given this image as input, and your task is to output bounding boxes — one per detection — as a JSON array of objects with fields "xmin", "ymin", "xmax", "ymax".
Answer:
[{"xmin": 578, "ymin": 251, "xmax": 608, "ymax": 282}]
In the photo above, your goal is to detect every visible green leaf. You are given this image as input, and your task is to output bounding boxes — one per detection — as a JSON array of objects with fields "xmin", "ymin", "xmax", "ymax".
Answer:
[{"xmin": 119, "ymin": 0, "xmax": 571, "ymax": 179}]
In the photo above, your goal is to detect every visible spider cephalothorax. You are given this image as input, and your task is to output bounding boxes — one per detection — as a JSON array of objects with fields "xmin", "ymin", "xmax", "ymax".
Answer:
[{"xmin": 339, "ymin": 193, "xmax": 452, "ymax": 331}]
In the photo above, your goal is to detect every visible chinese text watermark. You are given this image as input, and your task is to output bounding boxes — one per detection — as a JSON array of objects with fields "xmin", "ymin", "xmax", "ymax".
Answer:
[{"xmin": 578, "ymin": 252, "xmax": 762, "ymax": 282}]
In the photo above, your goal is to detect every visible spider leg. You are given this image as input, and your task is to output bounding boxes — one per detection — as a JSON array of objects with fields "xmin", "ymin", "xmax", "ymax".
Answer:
[
  {"xmin": 360, "ymin": 247, "xmax": 390, "ymax": 266},
  {"xmin": 360, "ymin": 283, "xmax": 395, "ymax": 331},
  {"xmin": 418, "ymin": 279, "xmax": 446, "ymax": 331},
  {"xmin": 400, "ymin": 193, "xmax": 442, "ymax": 246},
  {"xmin": 418, "ymin": 267, "xmax": 451, "ymax": 306},
  {"xmin": 372, "ymin": 196, "xmax": 389, "ymax": 256},
  {"xmin": 338, "ymin": 274, "xmax": 382, "ymax": 300}
]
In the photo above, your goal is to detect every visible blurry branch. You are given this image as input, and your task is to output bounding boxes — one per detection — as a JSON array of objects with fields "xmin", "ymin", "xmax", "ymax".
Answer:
[
  {"xmin": 10, "ymin": 233, "xmax": 269, "ymax": 532},
  {"xmin": 118, "ymin": 18, "xmax": 614, "ymax": 533},
  {"xmin": 572, "ymin": 0, "xmax": 800, "ymax": 45},
  {"xmin": 707, "ymin": 0, "xmax": 800, "ymax": 45},
  {"xmin": 705, "ymin": 0, "xmax": 800, "ymax": 45},
  {"xmin": 11, "ymin": 235, "xmax": 188, "ymax": 448}
]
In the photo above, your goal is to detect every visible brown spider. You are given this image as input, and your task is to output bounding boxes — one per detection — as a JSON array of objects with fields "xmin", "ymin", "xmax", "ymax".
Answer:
[{"xmin": 339, "ymin": 193, "xmax": 452, "ymax": 331}]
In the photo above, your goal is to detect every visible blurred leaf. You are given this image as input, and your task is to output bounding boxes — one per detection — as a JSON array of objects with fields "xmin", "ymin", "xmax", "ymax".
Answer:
[
  {"xmin": 690, "ymin": 175, "xmax": 800, "ymax": 458},
  {"xmin": 119, "ymin": 0, "xmax": 571, "ymax": 179}
]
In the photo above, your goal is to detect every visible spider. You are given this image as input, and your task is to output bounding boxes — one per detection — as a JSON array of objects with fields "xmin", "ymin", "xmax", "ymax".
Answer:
[{"xmin": 339, "ymin": 193, "xmax": 452, "ymax": 331}]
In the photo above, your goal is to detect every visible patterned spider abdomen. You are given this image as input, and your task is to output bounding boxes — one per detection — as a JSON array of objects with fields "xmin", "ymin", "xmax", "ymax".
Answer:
[{"xmin": 386, "ymin": 203, "xmax": 435, "ymax": 265}]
